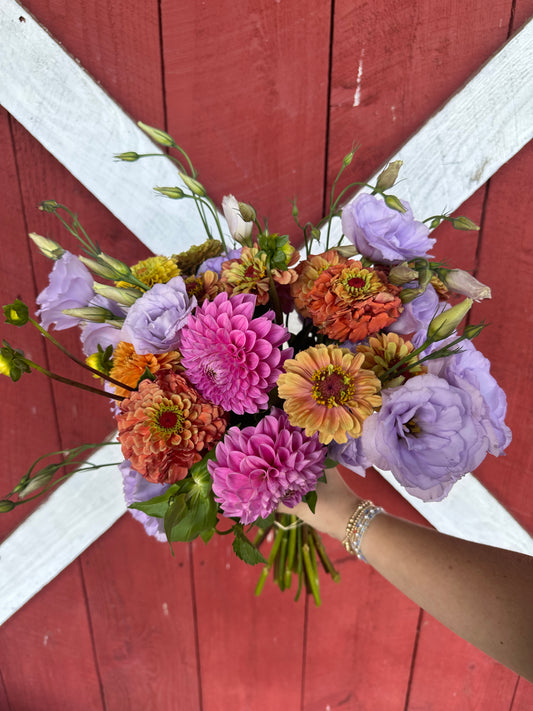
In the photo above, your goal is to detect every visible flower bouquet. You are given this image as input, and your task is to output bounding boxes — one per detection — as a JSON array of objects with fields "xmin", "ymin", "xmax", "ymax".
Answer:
[{"xmin": 0, "ymin": 123, "xmax": 511, "ymax": 605}]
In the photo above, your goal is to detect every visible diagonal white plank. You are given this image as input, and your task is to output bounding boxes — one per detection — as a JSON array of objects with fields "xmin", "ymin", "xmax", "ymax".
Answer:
[
  {"xmin": 0, "ymin": 2, "xmax": 218, "ymax": 252},
  {"xmin": 0, "ymin": 3, "xmax": 532, "ymax": 625}
]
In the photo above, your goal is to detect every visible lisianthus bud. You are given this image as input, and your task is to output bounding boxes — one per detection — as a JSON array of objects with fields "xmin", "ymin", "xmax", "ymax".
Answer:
[
  {"xmin": 0, "ymin": 500, "xmax": 15, "ymax": 513},
  {"xmin": 3, "ymin": 299, "xmax": 29, "ymax": 326},
  {"xmin": 384, "ymin": 194, "xmax": 407, "ymax": 214},
  {"xmin": 440, "ymin": 269, "xmax": 491, "ymax": 301},
  {"xmin": 154, "ymin": 186, "xmax": 185, "ymax": 199},
  {"xmin": 137, "ymin": 121, "xmax": 175, "ymax": 147},
  {"xmin": 336, "ymin": 245, "xmax": 359, "ymax": 258},
  {"xmin": 400, "ymin": 286, "xmax": 425, "ymax": 303},
  {"xmin": 343, "ymin": 148, "xmax": 357, "ymax": 166},
  {"xmin": 18, "ymin": 467, "xmax": 55, "ymax": 499},
  {"xmin": 62, "ymin": 306, "xmax": 116, "ymax": 322},
  {"xmin": 28, "ymin": 233, "xmax": 65, "ymax": 260},
  {"xmin": 238, "ymin": 202, "xmax": 256, "ymax": 222},
  {"xmin": 179, "ymin": 173, "xmax": 207, "ymax": 197},
  {"xmin": 389, "ymin": 262, "xmax": 418, "ymax": 285},
  {"xmin": 98, "ymin": 254, "xmax": 131, "ymax": 278},
  {"xmin": 222, "ymin": 194, "xmax": 253, "ymax": 245},
  {"xmin": 451, "ymin": 216, "xmax": 479, "ymax": 231},
  {"xmin": 93, "ymin": 283, "xmax": 141, "ymax": 306},
  {"xmin": 375, "ymin": 160, "xmax": 403, "ymax": 191},
  {"xmin": 39, "ymin": 200, "xmax": 59, "ymax": 213},
  {"xmin": 463, "ymin": 322, "xmax": 485, "ymax": 339},
  {"xmin": 114, "ymin": 152, "xmax": 140, "ymax": 162},
  {"xmin": 78, "ymin": 256, "xmax": 117, "ymax": 280},
  {"xmin": 427, "ymin": 298, "xmax": 473, "ymax": 340}
]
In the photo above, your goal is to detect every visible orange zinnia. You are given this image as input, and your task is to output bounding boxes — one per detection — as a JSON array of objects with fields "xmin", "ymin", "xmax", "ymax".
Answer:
[
  {"xmin": 277, "ymin": 343, "xmax": 382, "ymax": 444},
  {"xmin": 303, "ymin": 260, "xmax": 402, "ymax": 343},
  {"xmin": 291, "ymin": 249, "xmax": 346, "ymax": 318},
  {"xmin": 110, "ymin": 341, "xmax": 182, "ymax": 397}
]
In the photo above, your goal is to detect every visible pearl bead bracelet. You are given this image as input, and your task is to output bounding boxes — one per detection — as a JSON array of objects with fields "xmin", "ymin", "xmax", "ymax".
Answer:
[{"xmin": 342, "ymin": 499, "xmax": 384, "ymax": 563}]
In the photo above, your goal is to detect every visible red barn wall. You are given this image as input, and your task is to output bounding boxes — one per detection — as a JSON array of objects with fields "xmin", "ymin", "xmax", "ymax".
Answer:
[{"xmin": 0, "ymin": 1, "xmax": 532, "ymax": 709}]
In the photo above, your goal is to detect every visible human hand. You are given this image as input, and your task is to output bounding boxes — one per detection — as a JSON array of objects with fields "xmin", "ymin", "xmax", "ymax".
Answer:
[{"xmin": 279, "ymin": 467, "xmax": 362, "ymax": 542}]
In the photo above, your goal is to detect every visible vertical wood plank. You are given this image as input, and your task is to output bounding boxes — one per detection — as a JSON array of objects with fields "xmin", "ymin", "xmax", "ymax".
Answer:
[
  {"xmin": 511, "ymin": 679, "xmax": 533, "ymax": 711},
  {"xmin": 81, "ymin": 517, "xmax": 202, "ymax": 711},
  {"xmin": 161, "ymin": 0, "xmax": 332, "ymax": 238},
  {"xmin": 0, "ymin": 107, "xmax": 106, "ymax": 711},
  {"xmin": 159, "ymin": 3, "xmax": 333, "ymax": 708}
]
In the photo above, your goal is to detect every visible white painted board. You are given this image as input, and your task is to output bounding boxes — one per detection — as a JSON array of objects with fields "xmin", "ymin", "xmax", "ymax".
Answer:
[{"xmin": 0, "ymin": 2, "xmax": 220, "ymax": 254}]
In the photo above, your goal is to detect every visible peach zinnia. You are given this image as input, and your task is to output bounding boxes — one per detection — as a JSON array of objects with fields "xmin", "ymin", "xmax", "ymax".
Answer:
[
  {"xmin": 277, "ymin": 343, "xmax": 382, "ymax": 444},
  {"xmin": 117, "ymin": 371, "xmax": 227, "ymax": 484},
  {"xmin": 303, "ymin": 259, "xmax": 402, "ymax": 343}
]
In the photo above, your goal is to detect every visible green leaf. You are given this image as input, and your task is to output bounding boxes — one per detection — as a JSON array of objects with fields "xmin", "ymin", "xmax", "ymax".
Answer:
[
  {"xmin": 164, "ymin": 494, "xmax": 188, "ymax": 541},
  {"xmin": 323, "ymin": 458, "xmax": 337, "ymax": 471},
  {"xmin": 254, "ymin": 512, "xmax": 275, "ymax": 529},
  {"xmin": 129, "ymin": 484, "xmax": 179, "ymax": 518},
  {"xmin": 232, "ymin": 525, "xmax": 267, "ymax": 565},
  {"xmin": 304, "ymin": 490, "xmax": 318, "ymax": 514}
]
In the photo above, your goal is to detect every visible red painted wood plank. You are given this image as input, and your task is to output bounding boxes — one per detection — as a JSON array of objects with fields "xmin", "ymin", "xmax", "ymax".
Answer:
[
  {"xmin": 407, "ymin": 614, "xmax": 519, "ymax": 710},
  {"xmin": 160, "ymin": 3, "xmax": 333, "ymax": 709},
  {"xmin": 161, "ymin": 0, "xmax": 332, "ymax": 239},
  {"xmin": 326, "ymin": 0, "xmax": 515, "ymax": 199},
  {"xmin": 191, "ymin": 532, "xmax": 306, "ymax": 711},
  {"xmin": 81, "ymin": 516, "xmax": 201, "ymax": 711},
  {"xmin": 0, "ymin": 561, "xmax": 105, "ymax": 710},
  {"xmin": 304, "ymin": 559, "xmax": 420, "ymax": 710}
]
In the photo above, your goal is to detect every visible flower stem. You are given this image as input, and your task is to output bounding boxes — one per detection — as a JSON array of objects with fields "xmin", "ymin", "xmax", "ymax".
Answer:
[
  {"xmin": 311, "ymin": 528, "xmax": 341, "ymax": 583},
  {"xmin": 25, "ymin": 359, "xmax": 125, "ymax": 401},
  {"xmin": 255, "ymin": 525, "xmax": 284, "ymax": 596},
  {"xmin": 29, "ymin": 318, "xmax": 134, "ymax": 392}
]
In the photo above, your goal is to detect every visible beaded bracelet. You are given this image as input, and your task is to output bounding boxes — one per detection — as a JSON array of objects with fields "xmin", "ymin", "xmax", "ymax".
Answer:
[{"xmin": 342, "ymin": 499, "xmax": 384, "ymax": 563}]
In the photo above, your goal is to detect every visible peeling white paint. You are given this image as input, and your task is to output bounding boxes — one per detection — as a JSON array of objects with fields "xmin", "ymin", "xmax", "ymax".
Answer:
[
  {"xmin": 225, "ymin": 562, "xmax": 231, "ymax": 570},
  {"xmin": 391, "ymin": 104, "xmax": 397, "ymax": 122},
  {"xmin": 43, "ymin": 634, "xmax": 48, "ymax": 646},
  {"xmin": 162, "ymin": 602, "xmax": 169, "ymax": 617},
  {"xmin": 353, "ymin": 48, "xmax": 365, "ymax": 107}
]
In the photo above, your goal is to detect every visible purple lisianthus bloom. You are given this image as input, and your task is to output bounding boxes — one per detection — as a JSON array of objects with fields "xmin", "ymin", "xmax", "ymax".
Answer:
[
  {"xmin": 208, "ymin": 408, "xmax": 326, "ymax": 524},
  {"xmin": 388, "ymin": 283, "xmax": 449, "ymax": 347},
  {"xmin": 36, "ymin": 251, "xmax": 95, "ymax": 330},
  {"xmin": 120, "ymin": 275, "xmax": 196, "ymax": 354},
  {"xmin": 341, "ymin": 193, "xmax": 435, "ymax": 264},
  {"xmin": 80, "ymin": 295, "xmax": 127, "ymax": 356},
  {"xmin": 361, "ymin": 373, "xmax": 489, "ymax": 501},
  {"xmin": 197, "ymin": 248, "xmax": 242, "ymax": 275},
  {"xmin": 426, "ymin": 339, "xmax": 511, "ymax": 457},
  {"xmin": 121, "ymin": 459, "xmax": 169, "ymax": 542},
  {"xmin": 328, "ymin": 435, "xmax": 370, "ymax": 477}
]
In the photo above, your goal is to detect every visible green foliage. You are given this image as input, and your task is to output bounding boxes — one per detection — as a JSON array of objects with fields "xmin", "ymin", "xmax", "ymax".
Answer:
[
  {"xmin": 232, "ymin": 524, "xmax": 267, "ymax": 565},
  {"xmin": 3, "ymin": 299, "xmax": 29, "ymax": 327}
]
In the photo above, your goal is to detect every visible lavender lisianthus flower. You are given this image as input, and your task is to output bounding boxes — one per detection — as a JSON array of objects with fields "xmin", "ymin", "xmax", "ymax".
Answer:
[
  {"xmin": 341, "ymin": 193, "xmax": 435, "ymax": 264},
  {"xmin": 426, "ymin": 339, "xmax": 511, "ymax": 456},
  {"xmin": 388, "ymin": 283, "xmax": 448, "ymax": 347},
  {"xmin": 120, "ymin": 459, "xmax": 169, "ymax": 542},
  {"xmin": 197, "ymin": 248, "xmax": 242, "ymax": 275},
  {"xmin": 328, "ymin": 435, "xmax": 371, "ymax": 477},
  {"xmin": 120, "ymin": 276, "xmax": 196, "ymax": 354},
  {"xmin": 36, "ymin": 251, "xmax": 95, "ymax": 330},
  {"xmin": 361, "ymin": 373, "xmax": 489, "ymax": 501}
]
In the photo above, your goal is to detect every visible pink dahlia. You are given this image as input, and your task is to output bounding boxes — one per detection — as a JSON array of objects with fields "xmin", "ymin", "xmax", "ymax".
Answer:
[
  {"xmin": 208, "ymin": 408, "xmax": 326, "ymax": 524},
  {"xmin": 116, "ymin": 371, "xmax": 227, "ymax": 484},
  {"xmin": 179, "ymin": 292, "xmax": 292, "ymax": 414}
]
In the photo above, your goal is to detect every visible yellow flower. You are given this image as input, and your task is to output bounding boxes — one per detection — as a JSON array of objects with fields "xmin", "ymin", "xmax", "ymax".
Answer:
[
  {"xmin": 116, "ymin": 256, "xmax": 180, "ymax": 290},
  {"xmin": 277, "ymin": 343, "xmax": 381, "ymax": 444},
  {"xmin": 356, "ymin": 332, "xmax": 426, "ymax": 388}
]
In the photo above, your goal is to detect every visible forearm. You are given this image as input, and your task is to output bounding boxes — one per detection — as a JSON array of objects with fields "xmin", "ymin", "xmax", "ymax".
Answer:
[
  {"xmin": 282, "ymin": 468, "xmax": 533, "ymax": 681},
  {"xmin": 360, "ymin": 512, "xmax": 533, "ymax": 681}
]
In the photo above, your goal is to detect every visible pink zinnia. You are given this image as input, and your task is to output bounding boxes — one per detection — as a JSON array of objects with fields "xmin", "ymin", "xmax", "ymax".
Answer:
[
  {"xmin": 208, "ymin": 408, "xmax": 326, "ymax": 524},
  {"xmin": 179, "ymin": 292, "xmax": 291, "ymax": 414}
]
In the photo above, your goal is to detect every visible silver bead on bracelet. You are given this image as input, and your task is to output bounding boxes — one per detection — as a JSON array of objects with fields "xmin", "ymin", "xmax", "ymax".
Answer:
[{"xmin": 342, "ymin": 500, "xmax": 384, "ymax": 563}]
